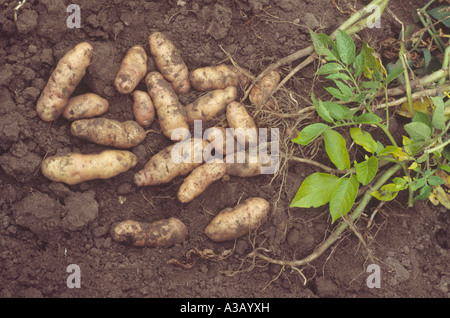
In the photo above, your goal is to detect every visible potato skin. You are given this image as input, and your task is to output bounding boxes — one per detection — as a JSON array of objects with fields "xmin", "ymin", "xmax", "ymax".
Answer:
[
  {"xmin": 149, "ymin": 32, "xmax": 190, "ymax": 94},
  {"xmin": 203, "ymin": 126, "xmax": 241, "ymax": 158},
  {"xmin": 249, "ymin": 70, "xmax": 280, "ymax": 109},
  {"xmin": 110, "ymin": 218, "xmax": 187, "ymax": 247},
  {"xmin": 226, "ymin": 101, "xmax": 258, "ymax": 145},
  {"xmin": 145, "ymin": 71, "xmax": 189, "ymax": 141},
  {"xmin": 205, "ymin": 197, "xmax": 270, "ymax": 242},
  {"xmin": 186, "ymin": 86, "xmax": 237, "ymax": 124},
  {"xmin": 40, "ymin": 150, "xmax": 137, "ymax": 185},
  {"xmin": 189, "ymin": 64, "xmax": 250, "ymax": 91},
  {"xmin": 71, "ymin": 118, "xmax": 146, "ymax": 149},
  {"xmin": 134, "ymin": 138, "xmax": 210, "ymax": 187},
  {"xmin": 36, "ymin": 42, "xmax": 93, "ymax": 122},
  {"xmin": 224, "ymin": 151, "xmax": 262, "ymax": 177},
  {"xmin": 115, "ymin": 45, "xmax": 148, "ymax": 94},
  {"xmin": 177, "ymin": 161, "xmax": 226, "ymax": 203},
  {"xmin": 62, "ymin": 93, "xmax": 109, "ymax": 121},
  {"xmin": 132, "ymin": 90, "xmax": 155, "ymax": 128}
]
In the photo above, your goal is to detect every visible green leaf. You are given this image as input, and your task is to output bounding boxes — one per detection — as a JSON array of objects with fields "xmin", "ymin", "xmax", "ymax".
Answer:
[
  {"xmin": 326, "ymin": 73, "xmax": 352, "ymax": 81},
  {"xmin": 352, "ymin": 113, "xmax": 382, "ymax": 124},
  {"xmin": 411, "ymin": 177, "xmax": 426, "ymax": 191},
  {"xmin": 322, "ymin": 101, "xmax": 352, "ymax": 120},
  {"xmin": 335, "ymin": 80, "xmax": 354, "ymax": 98},
  {"xmin": 411, "ymin": 184, "xmax": 432, "ymax": 204},
  {"xmin": 355, "ymin": 156, "xmax": 378, "ymax": 185},
  {"xmin": 336, "ymin": 29, "xmax": 355, "ymax": 65},
  {"xmin": 412, "ymin": 111, "xmax": 432, "ymax": 129},
  {"xmin": 325, "ymin": 86, "xmax": 348, "ymax": 101},
  {"xmin": 404, "ymin": 121, "xmax": 432, "ymax": 142},
  {"xmin": 329, "ymin": 175, "xmax": 359, "ymax": 223},
  {"xmin": 385, "ymin": 66, "xmax": 404, "ymax": 84},
  {"xmin": 428, "ymin": 6, "xmax": 450, "ymax": 28},
  {"xmin": 323, "ymin": 129, "xmax": 350, "ymax": 170},
  {"xmin": 431, "ymin": 96, "xmax": 445, "ymax": 130},
  {"xmin": 428, "ymin": 176, "xmax": 445, "ymax": 186},
  {"xmin": 349, "ymin": 127, "xmax": 378, "ymax": 153},
  {"xmin": 290, "ymin": 172, "xmax": 340, "ymax": 208},
  {"xmin": 316, "ymin": 63, "xmax": 346, "ymax": 75},
  {"xmin": 292, "ymin": 123, "xmax": 329, "ymax": 145},
  {"xmin": 310, "ymin": 30, "xmax": 338, "ymax": 61},
  {"xmin": 370, "ymin": 183, "xmax": 401, "ymax": 201},
  {"xmin": 312, "ymin": 95, "xmax": 334, "ymax": 123},
  {"xmin": 353, "ymin": 51, "xmax": 365, "ymax": 78}
]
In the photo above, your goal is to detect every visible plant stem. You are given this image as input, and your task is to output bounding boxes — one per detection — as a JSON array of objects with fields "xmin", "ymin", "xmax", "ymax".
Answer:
[
  {"xmin": 438, "ymin": 45, "xmax": 450, "ymax": 85},
  {"xmin": 250, "ymin": 163, "xmax": 402, "ymax": 267},
  {"xmin": 399, "ymin": 43, "xmax": 414, "ymax": 117}
]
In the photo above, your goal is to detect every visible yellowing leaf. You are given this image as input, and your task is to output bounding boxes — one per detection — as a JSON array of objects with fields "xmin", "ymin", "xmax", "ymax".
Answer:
[
  {"xmin": 434, "ymin": 186, "xmax": 450, "ymax": 210},
  {"xmin": 391, "ymin": 148, "xmax": 410, "ymax": 161},
  {"xmin": 397, "ymin": 97, "xmax": 434, "ymax": 118}
]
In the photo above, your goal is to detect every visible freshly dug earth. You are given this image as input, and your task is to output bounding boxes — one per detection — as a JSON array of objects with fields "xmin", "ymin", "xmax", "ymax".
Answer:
[{"xmin": 0, "ymin": 0, "xmax": 449, "ymax": 299}]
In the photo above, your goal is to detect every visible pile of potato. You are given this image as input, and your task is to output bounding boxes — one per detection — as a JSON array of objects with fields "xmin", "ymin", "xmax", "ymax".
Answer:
[{"xmin": 37, "ymin": 32, "xmax": 279, "ymax": 248}]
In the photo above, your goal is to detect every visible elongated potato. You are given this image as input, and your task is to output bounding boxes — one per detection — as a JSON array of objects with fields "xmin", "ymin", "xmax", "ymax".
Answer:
[
  {"xmin": 134, "ymin": 138, "xmax": 210, "ymax": 186},
  {"xmin": 226, "ymin": 101, "xmax": 258, "ymax": 145},
  {"xmin": 145, "ymin": 71, "xmax": 189, "ymax": 141},
  {"xmin": 62, "ymin": 93, "xmax": 109, "ymax": 121},
  {"xmin": 249, "ymin": 70, "xmax": 280, "ymax": 109},
  {"xmin": 177, "ymin": 161, "xmax": 226, "ymax": 203},
  {"xmin": 114, "ymin": 45, "xmax": 148, "ymax": 94},
  {"xmin": 189, "ymin": 64, "xmax": 251, "ymax": 91},
  {"xmin": 71, "ymin": 118, "xmax": 146, "ymax": 149},
  {"xmin": 149, "ymin": 32, "xmax": 190, "ymax": 94},
  {"xmin": 41, "ymin": 150, "xmax": 137, "ymax": 185},
  {"xmin": 205, "ymin": 197, "xmax": 270, "ymax": 242},
  {"xmin": 186, "ymin": 86, "xmax": 237, "ymax": 123},
  {"xmin": 132, "ymin": 90, "xmax": 155, "ymax": 128},
  {"xmin": 224, "ymin": 151, "xmax": 262, "ymax": 177},
  {"xmin": 110, "ymin": 218, "xmax": 187, "ymax": 247},
  {"xmin": 37, "ymin": 42, "xmax": 93, "ymax": 122}
]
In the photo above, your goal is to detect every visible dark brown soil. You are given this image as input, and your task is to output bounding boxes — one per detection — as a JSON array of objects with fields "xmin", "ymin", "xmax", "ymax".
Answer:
[{"xmin": 1, "ymin": 0, "xmax": 449, "ymax": 300}]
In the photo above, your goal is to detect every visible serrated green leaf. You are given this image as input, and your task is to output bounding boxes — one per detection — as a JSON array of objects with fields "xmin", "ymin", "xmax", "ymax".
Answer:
[
  {"xmin": 404, "ymin": 121, "xmax": 432, "ymax": 142},
  {"xmin": 290, "ymin": 172, "xmax": 340, "ymax": 208},
  {"xmin": 352, "ymin": 113, "xmax": 382, "ymax": 124},
  {"xmin": 329, "ymin": 175, "xmax": 359, "ymax": 223},
  {"xmin": 349, "ymin": 127, "xmax": 378, "ymax": 153},
  {"xmin": 292, "ymin": 123, "xmax": 329, "ymax": 145},
  {"xmin": 431, "ymin": 96, "xmax": 445, "ymax": 130},
  {"xmin": 355, "ymin": 156, "xmax": 378, "ymax": 185},
  {"xmin": 336, "ymin": 30, "xmax": 355, "ymax": 65},
  {"xmin": 316, "ymin": 63, "xmax": 346, "ymax": 75},
  {"xmin": 323, "ymin": 129, "xmax": 350, "ymax": 170}
]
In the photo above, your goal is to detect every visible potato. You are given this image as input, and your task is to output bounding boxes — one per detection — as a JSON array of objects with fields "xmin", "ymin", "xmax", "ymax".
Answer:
[
  {"xmin": 224, "ymin": 151, "xmax": 262, "ymax": 177},
  {"xmin": 134, "ymin": 138, "xmax": 210, "ymax": 186},
  {"xmin": 177, "ymin": 161, "xmax": 226, "ymax": 203},
  {"xmin": 226, "ymin": 101, "xmax": 258, "ymax": 145},
  {"xmin": 204, "ymin": 197, "xmax": 270, "ymax": 242},
  {"xmin": 110, "ymin": 218, "xmax": 187, "ymax": 248},
  {"xmin": 71, "ymin": 118, "xmax": 146, "ymax": 149},
  {"xmin": 149, "ymin": 32, "xmax": 190, "ymax": 94},
  {"xmin": 189, "ymin": 64, "xmax": 251, "ymax": 91},
  {"xmin": 114, "ymin": 45, "xmax": 148, "ymax": 94},
  {"xmin": 186, "ymin": 86, "xmax": 237, "ymax": 124},
  {"xmin": 36, "ymin": 42, "xmax": 93, "ymax": 122},
  {"xmin": 40, "ymin": 150, "xmax": 137, "ymax": 185},
  {"xmin": 62, "ymin": 93, "xmax": 109, "ymax": 121},
  {"xmin": 145, "ymin": 71, "xmax": 189, "ymax": 141},
  {"xmin": 203, "ymin": 126, "xmax": 241, "ymax": 158},
  {"xmin": 132, "ymin": 90, "xmax": 155, "ymax": 128},
  {"xmin": 249, "ymin": 70, "xmax": 280, "ymax": 109}
]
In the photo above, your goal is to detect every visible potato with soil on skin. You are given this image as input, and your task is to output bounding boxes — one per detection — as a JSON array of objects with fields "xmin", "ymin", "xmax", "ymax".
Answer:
[
  {"xmin": 145, "ymin": 71, "xmax": 189, "ymax": 141},
  {"xmin": 205, "ymin": 197, "xmax": 271, "ymax": 242},
  {"xmin": 226, "ymin": 101, "xmax": 258, "ymax": 145},
  {"xmin": 224, "ymin": 151, "xmax": 262, "ymax": 177},
  {"xmin": 36, "ymin": 42, "xmax": 93, "ymax": 122},
  {"xmin": 114, "ymin": 45, "xmax": 148, "ymax": 94},
  {"xmin": 203, "ymin": 126, "xmax": 242, "ymax": 157},
  {"xmin": 71, "ymin": 118, "xmax": 146, "ymax": 149},
  {"xmin": 186, "ymin": 86, "xmax": 237, "ymax": 124},
  {"xmin": 134, "ymin": 138, "xmax": 210, "ymax": 187},
  {"xmin": 40, "ymin": 150, "xmax": 137, "ymax": 185},
  {"xmin": 62, "ymin": 93, "xmax": 109, "ymax": 121},
  {"xmin": 189, "ymin": 64, "xmax": 251, "ymax": 91},
  {"xmin": 177, "ymin": 161, "xmax": 226, "ymax": 203},
  {"xmin": 149, "ymin": 31, "xmax": 190, "ymax": 94},
  {"xmin": 110, "ymin": 218, "xmax": 187, "ymax": 247},
  {"xmin": 132, "ymin": 90, "xmax": 155, "ymax": 128},
  {"xmin": 249, "ymin": 70, "xmax": 281, "ymax": 109}
]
